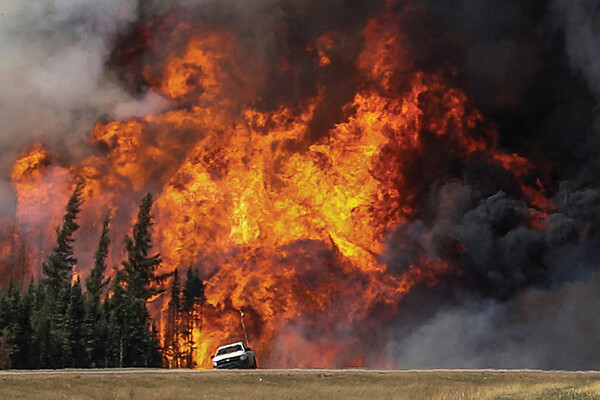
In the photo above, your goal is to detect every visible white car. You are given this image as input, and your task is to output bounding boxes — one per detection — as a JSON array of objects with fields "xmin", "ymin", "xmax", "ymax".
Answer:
[{"xmin": 211, "ymin": 342, "xmax": 257, "ymax": 369}]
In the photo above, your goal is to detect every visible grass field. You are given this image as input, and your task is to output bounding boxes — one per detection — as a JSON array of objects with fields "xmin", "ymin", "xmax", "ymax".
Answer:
[{"xmin": 1, "ymin": 369, "xmax": 600, "ymax": 400}]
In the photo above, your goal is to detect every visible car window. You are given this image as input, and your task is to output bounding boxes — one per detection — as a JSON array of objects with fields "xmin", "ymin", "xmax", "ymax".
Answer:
[{"xmin": 216, "ymin": 345, "xmax": 243, "ymax": 355}]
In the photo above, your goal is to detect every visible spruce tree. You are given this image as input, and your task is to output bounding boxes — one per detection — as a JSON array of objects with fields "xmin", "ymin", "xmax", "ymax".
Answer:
[
  {"xmin": 31, "ymin": 280, "xmax": 53, "ymax": 368},
  {"xmin": 181, "ymin": 267, "xmax": 205, "ymax": 368},
  {"xmin": 182, "ymin": 267, "xmax": 205, "ymax": 311},
  {"xmin": 42, "ymin": 182, "xmax": 84, "ymax": 297},
  {"xmin": 63, "ymin": 278, "xmax": 88, "ymax": 367},
  {"xmin": 166, "ymin": 268, "xmax": 181, "ymax": 367},
  {"xmin": 85, "ymin": 211, "xmax": 111, "ymax": 367},
  {"xmin": 15, "ymin": 278, "xmax": 35, "ymax": 369},
  {"xmin": 86, "ymin": 211, "xmax": 111, "ymax": 307},
  {"xmin": 100, "ymin": 292, "xmax": 112, "ymax": 368},
  {"xmin": 0, "ymin": 284, "xmax": 15, "ymax": 369},
  {"xmin": 35, "ymin": 182, "xmax": 84, "ymax": 368},
  {"xmin": 0, "ymin": 281, "xmax": 16, "ymax": 334},
  {"xmin": 112, "ymin": 193, "xmax": 162, "ymax": 367},
  {"xmin": 0, "ymin": 329, "xmax": 13, "ymax": 369},
  {"xmin": 107, "ymin": 268, "xmax": 127, "ymax": 368},
  {"xmin": 4, "ymin": 280, "xmax": 23, "ymax": 368},
  {"xmin": 122, "ymin": 193, "xmax": 162, "ymax": 302}
]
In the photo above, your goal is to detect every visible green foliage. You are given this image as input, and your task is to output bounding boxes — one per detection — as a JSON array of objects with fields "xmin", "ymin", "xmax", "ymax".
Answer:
[
  {"xmin": 86, "ymin": 211, "xmax": 111, "ymax": 306},
  {"xmin": 106, "ymin": 267, "xmax": 127, "ymax": 367},
  {"xmin": 33, "ymin": 182, "xmax": 86, "ymax": 368},
  {"xmin": 85, "ymin": 211, "xmax": 111, "ymax": 367},
  {"xmin": 64, "ymin": 279, "xmax": 88, "ymax": 367},
  {"xmin": 107, "ymin": 193, "xmax": 163, "ymax": 367},
  {"xmin": 180, "ymin": 266, "xmax": 206, "ymax": 368},
  {"xmin": 0, "ymin": 329, "xmax": 13, "ymax": 369},
  {"xmin": 0, "ymin": 191, "xmax": 167, "ymax": 369},
  {"xmin": 122, "ymin": 193, "xmax": 162, "ymax": 301},
  {"xmin": 182, "ymin": 267, "xmax": 205, "ymax": 312},
  {"xmin": 42, "ymin": 182, "xmax": 84, "ymax": 297}
]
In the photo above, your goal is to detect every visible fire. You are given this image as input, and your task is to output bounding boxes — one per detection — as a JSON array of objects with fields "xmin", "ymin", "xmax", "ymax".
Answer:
[
  {"xmin": 10, "ymin": 143, "xmax": 74, "ymax": 278},
  {"xmin": 4, "ymin": 2, "xmax": 552, "ymax": 368}
]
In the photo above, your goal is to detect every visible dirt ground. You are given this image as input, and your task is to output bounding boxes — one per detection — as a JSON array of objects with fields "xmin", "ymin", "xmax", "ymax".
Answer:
[{"xmin": 1, "ymin": 369, "xmax": 599, "ymax": 400}]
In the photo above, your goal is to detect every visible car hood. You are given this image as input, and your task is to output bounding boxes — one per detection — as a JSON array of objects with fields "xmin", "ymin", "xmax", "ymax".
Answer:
[{"xmin": 213, "ymin": 350, "xmax": 246, "ymax": 363}]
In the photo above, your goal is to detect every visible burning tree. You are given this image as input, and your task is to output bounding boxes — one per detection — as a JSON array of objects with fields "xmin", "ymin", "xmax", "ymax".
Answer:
[
  {"xmin": 163, "ymin": 267, "xmax": 182, "ymax": 368},
  {"xmin": 161, "ymin": 266, "xmax": 206, "ymax": 369},
  {"xmin": 181, "ymin": 267, "xmax": 206, "ymax": 368}
]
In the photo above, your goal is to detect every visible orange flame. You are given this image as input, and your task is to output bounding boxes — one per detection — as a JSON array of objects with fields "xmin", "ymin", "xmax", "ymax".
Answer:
[{"xmin": 6, "ymin": 4, "xmax": 552, "ymax": 369}]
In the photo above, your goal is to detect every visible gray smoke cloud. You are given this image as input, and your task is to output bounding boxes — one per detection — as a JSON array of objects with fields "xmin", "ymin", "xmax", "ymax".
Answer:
[
  {"xmin": 0, "ymin": 0, "xmax": 380, "ymax": 179},
  {"xmin": 0, "ymin": 0, "xmax": 169, "ymax": 179},
  {"xmin": 555, "ymin": 0, "xmax": 600, "ymax": 98},
  {"xmin": 3, "ymin": 0, "xmax": 600, "ymax": 369},
  {"xmin": 552, "ymin": 0, "xmax": 600, "ymax": 190},
  {"xmin": 379, "ymin": 0, "xmax": 600, "ymax": 370},
  {"xmin": 382, "ymin": 180, "xmax": 600, "ymax": 368},
  {"xmin": 387, "ymin": 273, "xmax": 600, "ymax": 369}
]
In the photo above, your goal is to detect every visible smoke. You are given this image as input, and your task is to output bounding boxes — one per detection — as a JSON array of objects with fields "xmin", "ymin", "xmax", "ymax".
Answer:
[
  {"xmin": 0, "ymin": 0, "xmax": 382, "ymax": 178},
  {"xmin": 0, "ymin": 0, "xmax": 169, "ymax": 182},
  {"xmin": 555, "ymin": 0, "xmax": 600, "ymax": 98},
  {"xmin": 403, "ymin": 0, "xmax": 597, "ymax": 182},
  {"xmin": 4, "ymin": 0, "xmax": 600, "ymax": 368},
  {"xmin": 387, "ymin": 273, "xmax": 600, "ymax": 369},
  {"xmin": 377, "ymin": 0, "xmax": 600, "ymax": 369}
]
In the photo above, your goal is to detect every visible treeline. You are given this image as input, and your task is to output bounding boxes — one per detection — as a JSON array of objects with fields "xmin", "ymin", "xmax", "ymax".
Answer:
[{"xmin": 0, "ymin": 183, "xmax": 206, "ymax": 369}]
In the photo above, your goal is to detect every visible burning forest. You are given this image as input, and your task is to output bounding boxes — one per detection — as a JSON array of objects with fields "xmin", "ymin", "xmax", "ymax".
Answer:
[{"xmin": 1, "ymin": 0, "xmax": 600, "ymax": 369}]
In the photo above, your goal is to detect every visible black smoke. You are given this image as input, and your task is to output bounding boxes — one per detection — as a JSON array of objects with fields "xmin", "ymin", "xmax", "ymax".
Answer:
[
  {"xmin": 4, "ymin": 0, "xmax": 600, "ymax": 369},
  {"xmin": 381, "ymin": 0, "xmax": 600, "ymax": 369}
]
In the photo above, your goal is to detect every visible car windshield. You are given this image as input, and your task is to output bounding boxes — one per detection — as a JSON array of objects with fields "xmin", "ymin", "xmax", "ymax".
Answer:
[{"xmin": 216, "ymin": 345, "xmax": 243, "ymax": 355}]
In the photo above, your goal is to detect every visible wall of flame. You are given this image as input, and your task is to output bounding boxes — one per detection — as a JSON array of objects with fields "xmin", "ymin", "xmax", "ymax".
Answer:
[{"xmin": 1, "ymin": 1, "xmax": 551, "ymax": 368}]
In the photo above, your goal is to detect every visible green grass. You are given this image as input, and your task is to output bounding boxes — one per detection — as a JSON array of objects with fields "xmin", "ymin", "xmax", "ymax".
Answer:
[{"xmin": 0, "ymin": 369, "xmax": 599, "ymax": 399}]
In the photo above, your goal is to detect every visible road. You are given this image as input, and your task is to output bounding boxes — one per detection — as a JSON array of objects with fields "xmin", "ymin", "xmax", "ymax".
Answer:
[{"xmin": 1, "ymin": 367, "xmax": 599, "ymax": 375}]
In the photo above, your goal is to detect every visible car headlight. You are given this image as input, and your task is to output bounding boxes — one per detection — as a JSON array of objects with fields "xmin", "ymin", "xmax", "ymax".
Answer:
[
  {"xmin": 213, "ymin": 360, "xmax": 218, "ymax": 367},
  {"xmin": 240, "ymin": 354, "xmax": 247, "ymax": 360}
]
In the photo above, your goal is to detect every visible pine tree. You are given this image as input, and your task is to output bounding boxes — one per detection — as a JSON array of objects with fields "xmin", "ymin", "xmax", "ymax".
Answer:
[
  {"xmin": 107, "ymin": 268, "xmax": 127, "ymax": 368},
  {"xmin": 86, "ymin": 211, "xmax": 111, "ymax": 307},
  {"xmin": 122, "ymin": 193, "xmax": 162, "ymax": 302},
  {"xmin": 85, "ymin": 211, "xmax": 111, "ymax": 367},
  {"xmin": 36, "ymin": 182, "xmax": 85, "ymax": 368},
  {"xmin": 0, "ymin": 279, "xmax": 33, "ymax": 369},
  {"xmin": 111, "ymin": 193, "xmax": 162, "ymax": 367},
  {"xmin": 165, "ymin": 268, "xmax": 181, "ymax": 367},
  {"xmin": 0, "ymin": 281, "xmax": 16, "ymax": 333},
  {"xmin": 42, "ymin": 182, "xmax": 84, "ymax": 297},
  {"xmin": 181, "ymin": 267, "xmax": 205, "ymax": 368},
  {"xmin": 0, "ymin": 329, "xmax": 13, "ymax": 370},
  {"xmin": 4, "ymin": 280, "xmax": 22, "ymax": 368},
  {"xmin": 0, "ymin": 286, "xmax": 14, "ymax": 369},
  {"xmin": 14, "ymin": 279, "xmax": 35, "ymax": 369},
  {"xmin": 64, "ymin": 278, "xmax": 87, "ymax": 367},
  {"xmin": 52, "ymin": 286, "xmax": 71, "ymax": 368},
  {"xmin": 31, "ymin": 281, "xmax": 53, "ymax": 368},
  {"xmin": 100, "ymin": 292, "xmax": 112, "ymax": 368}
]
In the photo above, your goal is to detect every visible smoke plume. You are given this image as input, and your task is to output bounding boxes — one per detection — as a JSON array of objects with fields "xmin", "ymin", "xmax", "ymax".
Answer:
[
  {"xmin": 3, "ymin": 0, "xmax": 600, "ymax": 369},
  {"xmin": 378, "ymin": 0, "xmax": 600, "ymax": 369}
]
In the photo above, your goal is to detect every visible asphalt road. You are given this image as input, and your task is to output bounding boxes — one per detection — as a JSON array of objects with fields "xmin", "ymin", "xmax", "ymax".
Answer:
[{"xmin": 1, "ymin": 368, "xmax": 599, "ymax": 376}]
